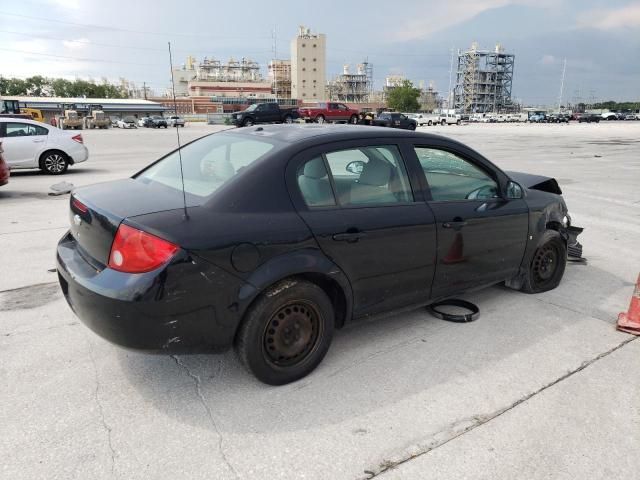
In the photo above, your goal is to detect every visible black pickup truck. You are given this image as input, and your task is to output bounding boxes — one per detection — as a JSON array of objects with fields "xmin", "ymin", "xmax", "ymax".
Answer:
[{"xmin": 232, "ymin": 103, "xmax": 299, "ymax": 127}]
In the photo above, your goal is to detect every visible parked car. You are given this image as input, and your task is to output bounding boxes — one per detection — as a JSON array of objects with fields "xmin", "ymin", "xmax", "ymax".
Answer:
[
  {"xmin": 298, "ymin": 102, "xmax": 359, "ymax": 124},
  {"xmin": 56, "ymin": 124, "xmax": 582, "ymax": 385},
  {"xmin": 117, "ymin": 117, "xmax": 138, "ymax": 129},
  {"xmin": 528, "ymin": 113, "xmax": 547, "ymax": 123},
  {"xmin": 168, "ymin": 116, "xmax": 185, "ymax": 127},
  {"xmin": 0, "ymin": 118, "xmax": 88, "ymax": 174},
  {"xmin": 624, "ymin": 113, "xmax": 638, "ymax": 121},
  {"xmin": 371, "ymin": 112, "xmax": 417, "ymax": 130},
  {"xmin": 0, "ymin": 141, "xmax": 9, "ymax": 187},
  {"xmin": 438, "ymin": 113, "xmax": 461, "ymax": 125},
  {"xmin": 601, "ymin": 112, "xmax": 618, "ymax": 121},
  {"xmin": 547, "ymin": 113, "xmax": 570, "ymax": 123},
  {"xmin": 111, "ymin": 118, "xmax": 121, "ymax": 128},
  {"xmin": 149, "ymin": 116, "xmax": 168, "ymax": 128},
  {"xmin": 578, "ymin": 113, "xmax": 601, "ymax": 123},
  {"xmin": 232, "ymin": 103, "xmax": 300, "ymax": 127},
  {"xmin": 408, "ymin": 113, "xmax": 439, "ymax": 126}
]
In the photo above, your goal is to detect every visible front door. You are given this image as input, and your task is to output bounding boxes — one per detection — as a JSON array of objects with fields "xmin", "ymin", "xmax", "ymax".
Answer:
[
  {"xmin": 412, "ymin": 146, "xmax": 529, "ymax": 299},
  {"xmin": 0, "ymin": 122, "xmax": 48, "ymax": 167},
  {"xmin": 293, "ymin": 142, "xmax": 437, "ymax": 317}
]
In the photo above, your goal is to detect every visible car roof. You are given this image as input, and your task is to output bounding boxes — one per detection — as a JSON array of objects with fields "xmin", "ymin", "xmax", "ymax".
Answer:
[
  {"xmin": 0, "ymin": 117, "xmax": 43, "ymax": 126},
  {"xmin": 229, "ymin": 124, "xmax": 437, "ymax": 146}
]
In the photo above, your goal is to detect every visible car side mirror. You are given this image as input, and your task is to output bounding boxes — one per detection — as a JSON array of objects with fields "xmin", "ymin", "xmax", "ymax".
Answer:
[
  {"xmin": 506, "ymin": 181, "xmax": 523, "ymax": 199},
  {"xmin": 346, "ymin": 160, "xmax": 365, "ymax": 175}
]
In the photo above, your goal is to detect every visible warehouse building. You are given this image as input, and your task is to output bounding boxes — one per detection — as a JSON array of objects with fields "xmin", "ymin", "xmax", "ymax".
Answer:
[{"xmin": 5, "ymin": 96, "xmax": 166, "ymax": 122}]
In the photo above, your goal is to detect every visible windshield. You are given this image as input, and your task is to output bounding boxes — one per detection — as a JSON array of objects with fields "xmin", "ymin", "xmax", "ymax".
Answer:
[
  {"xmin": 245, "ymin": 104, "xmax": 258, "ymax": 112},
  {"xmin": 136, "ymin": 133, "xmax": 275, "ymax": 199}
]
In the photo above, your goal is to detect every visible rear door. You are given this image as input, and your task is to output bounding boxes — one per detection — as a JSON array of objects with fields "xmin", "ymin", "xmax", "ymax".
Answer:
[
  {"xmin": 326, "ymin": 103, "xmax": 341, "ymax": 122},
  {"xmin": 410, "ymin": 144, "xmax": 529, "ymax": 299},
  {"xmin": 290, "ymin": 140, "xmax": 437, "ymax": 317},
  {"xmin": 0, "ymin": 122, "xmax": 48, "ymax": 167}
]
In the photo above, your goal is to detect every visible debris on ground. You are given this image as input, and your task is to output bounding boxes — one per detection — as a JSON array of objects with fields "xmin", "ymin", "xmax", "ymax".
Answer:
[{"xmin": 48, "ymin": 181, "xmax": 74, "ymax": 196}]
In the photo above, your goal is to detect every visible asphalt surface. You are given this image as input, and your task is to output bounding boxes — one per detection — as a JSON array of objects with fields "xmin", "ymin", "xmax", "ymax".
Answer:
[{"xmin": 1, "ymin": 121, "xmax": 639, "ymax": 479}]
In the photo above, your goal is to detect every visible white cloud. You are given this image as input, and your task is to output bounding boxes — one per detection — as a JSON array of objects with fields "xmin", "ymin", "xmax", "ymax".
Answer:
[
  {"xmin": 48, "ymin": 0, "xmax": 81, "ymax": 9},
  {"xmin": 577, "ymin": 4, "xmax": 640, "ymax": 30},
  {"xmin": 390, "ymin": 0, "xmax": 558, "ymax": 41},
  {"xmin": 62, "ymin": 38, "xmax": 89, "ymax": 49}
]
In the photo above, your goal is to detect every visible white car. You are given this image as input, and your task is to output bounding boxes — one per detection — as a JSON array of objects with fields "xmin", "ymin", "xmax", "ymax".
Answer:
[
  {"xmin": 0, "ymin": 118, "xmax": 88, "ymax": 174},
  {"xmin": 167, "ymin": 115, "xmax": 185, "ymax": 127},
  {"xmin": 116, "ymin": 117, "xmax": 137, "ymax": 129}
]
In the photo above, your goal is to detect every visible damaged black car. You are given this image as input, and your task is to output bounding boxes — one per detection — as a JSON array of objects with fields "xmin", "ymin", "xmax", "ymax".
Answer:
[{"xmin": 56, "ymin": 125, "xmax": 582, "ymax": 385}]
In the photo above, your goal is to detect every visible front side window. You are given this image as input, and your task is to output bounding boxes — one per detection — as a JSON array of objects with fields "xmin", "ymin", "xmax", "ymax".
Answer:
[
  {"xmin": 324, "ymin": 146, "xmax": 413, "ymax": 205},
  {"xmin": 414, "ymin": 147, "xmax": 498, "ymax": 201},
  {"xmin": 137, "ymin": 133, "xmax": 275, "ymax": 199}
]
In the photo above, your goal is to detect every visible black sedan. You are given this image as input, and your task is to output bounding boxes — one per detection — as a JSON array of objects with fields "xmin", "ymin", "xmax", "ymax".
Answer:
[
  {"xmin": 57, "ymin": 125, "xmax": 582, "ymax": 385},
  {"xmin": 371, "ymin": 112, "xmax": 417, "ymax": 130}
]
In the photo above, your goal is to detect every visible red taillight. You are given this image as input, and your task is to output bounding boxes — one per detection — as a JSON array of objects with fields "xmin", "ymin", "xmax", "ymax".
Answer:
[
  {"xmin": 71, "ymin": 197, "xmax": 88, "ymax": 213},
  {"xmin": 71, "ymin": 134, "xmax": 83, "ymax": 144},
  {"xmin": 108, "ymin": 224, "xmax": 178, "ymax": 273}
]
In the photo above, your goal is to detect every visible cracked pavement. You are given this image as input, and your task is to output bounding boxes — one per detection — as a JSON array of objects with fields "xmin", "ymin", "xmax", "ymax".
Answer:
[{"xmin": 1, "ymin": 123, "xmax": 639, "ymax": 479}]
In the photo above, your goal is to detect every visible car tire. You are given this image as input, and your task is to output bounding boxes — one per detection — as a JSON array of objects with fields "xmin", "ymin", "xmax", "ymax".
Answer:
[
  {"xmin": 441, "ymin": 119, "xmax": 446, "ymax": 126},
  {"xmin": 283, "ymin": 115, "xmax": 293, "ymax": 124},
  {"xmin": 349, "ymin": 115, "xmax": 358, "ymax": 124},
  {"xmin": 456, "ymin": 119, "xmax": 461, "ymax": 125},
  {"xmin": 243, "ymin": 118, "xmax": 254, "ymax": 127},
  {"xmin": 235, "ymin": 279, "xmax": 335, "ymax": 385},
  {"xmin": 408, "ymin": 123, "xmax": 416, "ymax": 131},
  {"xmin": 427, "ymin": 120, "xmax": 432, "ymax": 126},
  {"xmin": 521, "ymin": 230, "xmax": 567, "ymax": 294},
  {"xmin": 315, "ymin": 115, "xmax": 325, "ymax": 124},
  {"xmin": 40, "ymin": 150, "xmax": 69, "ymax": 175}
]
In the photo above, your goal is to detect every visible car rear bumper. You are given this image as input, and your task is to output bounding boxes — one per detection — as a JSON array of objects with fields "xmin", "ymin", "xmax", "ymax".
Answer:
[{"xmin": 56, "ymin": 231, "xmax": 245, "ymax": 352}]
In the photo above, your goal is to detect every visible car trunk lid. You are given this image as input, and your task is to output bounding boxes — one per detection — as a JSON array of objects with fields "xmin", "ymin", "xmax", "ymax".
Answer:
[{"xmin": 69, "ymin": 178, "xmax": 189, "ymax": 266}]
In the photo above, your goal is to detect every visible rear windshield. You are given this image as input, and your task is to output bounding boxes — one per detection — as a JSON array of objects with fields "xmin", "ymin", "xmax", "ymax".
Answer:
[{"xmin": 136, "ymin": 133, "xmax": 275, "ymax": 199}]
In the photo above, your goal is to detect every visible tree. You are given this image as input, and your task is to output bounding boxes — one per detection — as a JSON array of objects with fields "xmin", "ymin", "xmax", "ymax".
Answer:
[
  {"xmin": 0, "ymin": 76, "xmax": 129, "ymax": 99},
  {"xmin": 386, "ymin": 80, "xmax": 421, "ymax": 112}
]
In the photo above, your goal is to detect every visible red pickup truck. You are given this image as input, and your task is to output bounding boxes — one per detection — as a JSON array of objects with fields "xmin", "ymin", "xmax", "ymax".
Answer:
[{"xmin": 298, "ymin": 102, "xmax": 359, "ymax": 124}]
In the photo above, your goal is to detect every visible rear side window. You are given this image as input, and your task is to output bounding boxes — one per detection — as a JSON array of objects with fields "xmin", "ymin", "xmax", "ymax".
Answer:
[
  {"xmin": 137, "ymin": 133, "xmax": 275, "ymax": 199},
  {"xmin": 324, "ymin": 145, "xmax": 413, "ymax": 205},
  {"xmin": 4, "ymin": 123, "xmax": 48, "ymax": 137},
  {"xmin": 414, "ymin": 147, "xmax": 498, "ymax": 201},
  {"xmin": 297, "ymin": 157, "xmax": 336, "ymax": 207}
]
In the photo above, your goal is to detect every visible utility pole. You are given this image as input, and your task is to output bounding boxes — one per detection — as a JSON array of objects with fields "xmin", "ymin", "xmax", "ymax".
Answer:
[
  {"xmin": 272, "ymin": 26, "xmax": 278, "ymax": 104},
  {"xmin": 557, "ymin": 58, "xmax": 566, "ymax": 112},
  {"xmin": 143, "ymin": 81, "xmax": 148, "ymax": 100}
]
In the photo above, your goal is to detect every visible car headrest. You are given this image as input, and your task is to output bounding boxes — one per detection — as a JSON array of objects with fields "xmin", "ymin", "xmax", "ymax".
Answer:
[
  {"xmin": 359, "ymin": 159, "xmax": 391, "ymax": 186},
  {"xmin": 304, "ymin": 158, "xmax": 327, "ymax": 179}
]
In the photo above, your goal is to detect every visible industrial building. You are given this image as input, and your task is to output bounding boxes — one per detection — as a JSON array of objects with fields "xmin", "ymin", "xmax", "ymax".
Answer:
[
  {"xmin": 291, "ymin": 25, "xmax": 327, "ymax": 101},
  {"xmin": 453, "ymin": 43, "xmax": 516, "ymax": 114},
  {"xmin": 5, "ymin": 96, "xmax": 166, "ymax": 122},
  {"xmin": 327, "ymin": 62, "xmax": 373, "ymax": 103},
  {"xmin": 269, "ymin": 60, "xmax": 292, "ymax": 99}
]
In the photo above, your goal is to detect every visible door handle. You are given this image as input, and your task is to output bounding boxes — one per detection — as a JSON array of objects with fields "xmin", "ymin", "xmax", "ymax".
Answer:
[
  {"xmin": 32, "ymin": 139, "xmax": 45, "ymax": 143},
  {"xmin": 443, "ymin": 220, "xmax": 467, "ymax": 229},
  {"xmin": 332, "ymin": 231, "xmax": 367, "ymax": 242}
]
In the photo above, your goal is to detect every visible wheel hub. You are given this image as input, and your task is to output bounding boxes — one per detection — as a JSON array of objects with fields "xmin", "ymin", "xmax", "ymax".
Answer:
[
  {"xmin": 264, "ymin": 302, "xmax": 319, "ymax": 366},
  {"xmin": 533, "ymin": 246, "xmax": 557, "ymax": 281}
]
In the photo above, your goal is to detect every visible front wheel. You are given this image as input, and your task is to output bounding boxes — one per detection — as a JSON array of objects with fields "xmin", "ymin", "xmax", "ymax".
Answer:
[
  {"xmin": 235, "ymin": 279, "xmax": 335, "ymax": 385},
  {"xmin": 441, "ymin": 119, "xmax": 446, "ymax": 126},
  {"xmin": 315, "ymin": 115, "xmax": 325, "ymax": 124},
  {"xmin": 40, "ymin": 151, "xmax": 69, "ymax": 175},
  {"xmin": 408, "ymin": 123, "xmax": 416, "ymax": 130},
  {"xmin": 283, "ymin": 115, "xmax": 293, "ymax": 124},
  {"xmin": 521, "ymin": 230, "xmax": 567, "ymax": 293},
  {"xmin": 456, "ymin": 119, "xmax": 461, "ymax": 125},
  {"xmin": 243, "ymin": 117, "xmax": 254, "ymax": 127},
  {"xmin": 349, "ymin": 115, "xmax": 358, "ymax": 124}
]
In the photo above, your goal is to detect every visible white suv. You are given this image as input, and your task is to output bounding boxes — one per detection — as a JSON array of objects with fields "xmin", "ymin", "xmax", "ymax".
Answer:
[{"xmin": 0, "ymin": 118, "xmax": 88, "ymax": 174}]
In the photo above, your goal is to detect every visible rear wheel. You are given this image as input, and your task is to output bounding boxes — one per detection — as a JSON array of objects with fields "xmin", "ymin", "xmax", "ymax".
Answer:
[
  {"xmin": 40, "ymin": 151, "xmax": 69, "ymax": 175},
  {"xmin": 235, "ymin": 279, "xmax": 334, "ymax": 385},
  {"xmin": 456, "ymin": 119, "xmax": 461, "ymax": 125},
  {"xmin": 427, "ymin": 120, "xmax": 433, "ymax": 126},
  {"xmin": 441, "ymin": 119, "xmax": 446, "ymax": 126},
  {"xmin": 283, "ymin": 115, "xmax": 293, "ymax": 124},
  {"xmin": 315, "ymin": 115, "xmax": 325, "ymax": 124},
  {"xmin": 521, "ymin": 230, "xmax": 567, "ymax": 293}
]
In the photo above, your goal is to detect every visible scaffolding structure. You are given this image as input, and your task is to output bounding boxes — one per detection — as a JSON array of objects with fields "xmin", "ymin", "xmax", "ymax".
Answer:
[
  {"xmin": 453, "ymin": 43, "xmax": 515, "ymax": 113},
  {"xmin": 268, "ymin": 59, "xmax": 292, "ymax": 99},
  {"xmin": 195, "ymin": 57, "xmax": 263, "ymax": 82},
  {"xmin": 327, "ymin": 61, "xmax": 373, "ymax": 103}
]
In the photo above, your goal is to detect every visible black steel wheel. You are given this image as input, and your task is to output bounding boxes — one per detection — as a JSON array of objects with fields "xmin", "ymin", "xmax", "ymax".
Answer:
[
  {"xmin": 521, "ymin": 230, "xmax": 567, "ymax": 293},
  {"xmin": 40, "ymin": 151, "xmax": 69, "ymax": 174},
  {"xmin": 236, "ymin": 279, "xmax": 334, "ymax": 385}
]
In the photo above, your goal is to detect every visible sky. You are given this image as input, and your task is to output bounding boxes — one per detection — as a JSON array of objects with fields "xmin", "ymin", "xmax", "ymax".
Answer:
[{"xmin": 1, "ymin": 0, "xmax": 639, "ymax": 105}]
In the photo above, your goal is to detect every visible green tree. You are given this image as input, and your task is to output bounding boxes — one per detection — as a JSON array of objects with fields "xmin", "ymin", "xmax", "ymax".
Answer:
[
  {"xmin": 0, "ymin": 77, "xmax": 28, "ymax": 95},
  {"xmin": 386, "ymin": 80, "xmax": 421, "ymax": 112}
]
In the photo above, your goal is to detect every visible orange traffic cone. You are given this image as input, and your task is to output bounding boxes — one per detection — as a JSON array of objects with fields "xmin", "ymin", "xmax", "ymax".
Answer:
[{"xmin": 617, "ymin": 274, "xmax": 640, "ymax": 335}]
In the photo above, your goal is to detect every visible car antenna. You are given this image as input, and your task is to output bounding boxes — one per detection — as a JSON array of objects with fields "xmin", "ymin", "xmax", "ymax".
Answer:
[{"xmin": 168, "ymin": 41, "xmax": 189, "ymax": 220}]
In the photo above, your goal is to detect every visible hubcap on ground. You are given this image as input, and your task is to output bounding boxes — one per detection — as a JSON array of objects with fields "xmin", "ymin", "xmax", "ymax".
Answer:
[
  {"xmin": 44, "ymin": 154, "xmax": 66, "ymax": 173},
  {"xmin": 263, "ymin": 302, "xmax": 321, "ymax": 367}
]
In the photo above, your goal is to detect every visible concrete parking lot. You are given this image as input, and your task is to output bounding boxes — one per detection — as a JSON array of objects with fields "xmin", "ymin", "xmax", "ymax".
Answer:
[{"xmin": 1, "ymin": 122, "xmax": 639, "ymax": 479}]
